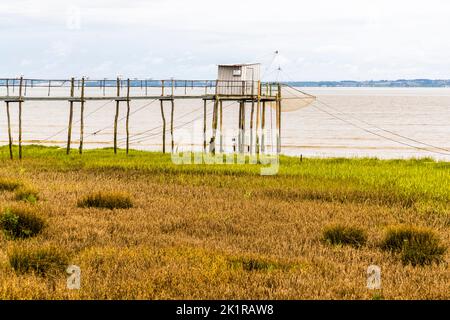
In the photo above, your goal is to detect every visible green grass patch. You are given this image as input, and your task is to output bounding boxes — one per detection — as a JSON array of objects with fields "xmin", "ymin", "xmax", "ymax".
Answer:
[
  {"xmin": 0, "ymin": 205, "xmax": 45, "ymax": 239},
  {"xmin": 78, "ymin": 191, "xmax": 133, "ymax": 209},
  {"xmin": 0, "ymin": 145, "xmax": 449, "ymax": 210},
  {"xmin": 322, "ymin": 225, "xmax": 367, "ymax": 248},
  {"xmin": 381, "ymin": 225, "xmax": 446, "ymax": 266},
  {"xmin": 8, "ymin": 244, "xmax": 69, "ymax": 276},
  {"xmin": 15, "ymin": 186, "xmax": 39, "ymax": 203},
  {"xmin": 0, "ymin": 177, "xmax": 22, "ymax": 191},
  {"xmin": 228, "ymin": 256, "xmax": 295, "ymax": 272}
]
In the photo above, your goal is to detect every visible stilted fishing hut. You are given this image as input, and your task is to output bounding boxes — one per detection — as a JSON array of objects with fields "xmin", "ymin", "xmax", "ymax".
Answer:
[{"xmin": 0, "ymin": 66, "xmax": 315, "ymax": 159}]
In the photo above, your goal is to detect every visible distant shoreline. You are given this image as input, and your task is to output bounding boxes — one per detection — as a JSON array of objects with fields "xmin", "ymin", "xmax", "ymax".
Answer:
[{"xmin": 285, "ymin": 79, "xmax": 450, "ymax": 88}]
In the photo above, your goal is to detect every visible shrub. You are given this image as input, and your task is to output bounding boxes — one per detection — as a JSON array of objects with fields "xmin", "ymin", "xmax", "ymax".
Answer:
[
  {"xmin": 15, "ymin": 186, "xmax": 39, "ymax": 203},
  {"xmin": 228, "ymin": 256, "xmax": 290, "ymax": 272},
  {"xmin": 78, "ymin": 191, "xmax": 133, "ymax": 209},
  {"xmin": 8, "ymin": 244, "xmax": 69, "ymax": 276},
  {"xmin": 381, "ymin": 225, "xmax": 446, "ymax": 266},
  {"xmin": 0, "ymin": 205, "xmax": 45, "ymax": 239},
  {"xmin": 0, "ymin": 178, "xmax": 22, "ymax": 191},
  {"xmin": 322, "ymin": 225, "xmax": 367, "ymax": 248}
]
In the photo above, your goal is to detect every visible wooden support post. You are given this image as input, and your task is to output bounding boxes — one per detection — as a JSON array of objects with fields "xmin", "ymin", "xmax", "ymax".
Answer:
[
  {"xmin": 66, "ymin": 77, "xmax": 75, "ymax": 154},
  {"xmin": 48, "ymin": 80, "xmax": 51, "ymax": 97},
  {"xmin": 238, "ymin": 101, "xmax": 246, "ymax": 154},
  {"xmin": 103, "ymin": 78, "xmax": 106, "ymax": 96},
  {"xmin": 255, "ymin": 81, "xmax": 261, "ymax": 154},
  {"xmin": 160, "ymin": 100, "xmax": 166, "ymax": 153},
  {"xmin": 238, "ymin": 102, "xmax": 242, "ymax": 153},
  {"xmin": 161, "ymin": 80, "xmax": 165, "ymax": 96},
  {"xmin": 170, "ymin": 99, "xmax": 174, "ymax": 153},
  {"xmin": 211, "ymin": 98, "xmax": 219, "ymax": 154},
  {"xmin": 276, "ymin": 83, "xmax": 282, "ymax": 154},
  {"xmin": 261, "ymin": 101, "xmax": 266, "ymax": 152},
  {"xmin": 6, "ymin": 79, "xmax": 9, "ymax": 96},
  {"xmin": 6, "ymin": 102, "xmax": 13, "ymax": 159},
  {"xmin": 203, "ymin": 99, "xmax": 207, "ymax": 153},
  {"xmin": 18, "ymin": 77, "xmax": 23, "ymax": 160},
  {"xmin": 219, "ymin": 100, "xmax": 223, "ymax": 153},
  {"xmin": 250, "ymin": 100, "xmax": 255, "ymax": 154},
  {"xmin": 126, "ymin": 78, "xmax": 131, "ymax": 155},
  {"xmin": 114, "ymin": 77, "xmax": 120, "ymax": 154},
  {"xmin": 145, "ymin": 80, "xmax": 148, "ymax": 96},
  {"xmin": 79, "ymin": 77, "xmax": 85, "ymax": 154}
]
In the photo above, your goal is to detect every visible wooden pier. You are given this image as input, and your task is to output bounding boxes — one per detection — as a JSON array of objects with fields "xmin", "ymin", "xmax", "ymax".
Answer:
[{"xmin": 0, "ymin": 77, "xmax": 289, "ymax": 159}]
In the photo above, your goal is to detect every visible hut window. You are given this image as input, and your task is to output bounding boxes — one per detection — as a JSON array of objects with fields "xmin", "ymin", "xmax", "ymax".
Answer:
[{"xmin": 232, "ymin": 69, "xmax": 241, "ymax": 76}]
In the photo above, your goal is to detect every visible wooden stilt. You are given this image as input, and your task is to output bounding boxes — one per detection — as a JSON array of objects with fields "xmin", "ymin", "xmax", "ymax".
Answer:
[
  {"xmin": 203, "ymin": 99, "xmax": 207, "ymax": 153},
  {"xmin": 79, "ymin": 77, "xmax": 85, "ymax": 154},
  {"xmin": 126, "ymin": 78, "xmax": 131, "ymax": 155},
  {"xmin": 6, "ymin": 79, "xmax": 9, "ymax": 96},
  {"xmin": 170, "ymin": 99, "xmax": 174, "ymax": 153},
  {"xmin": 255, "ymin": 81, "xmax": 261, "ymax": 154},
  {"xmin": 48, "ymin": 80, "xmax": 51, "ymax": 97},
  {"xmin": 241, "ymin": 101, "xmax": 246, "ymax": 153},
  {"xmin": 219, "ymin": 100, "xmax": 223, "ymax": 153},
  {"xmin": 114, "ymin": 77, "xmax": 120, "ymax": 154},
  {"xmin": 160, "ymin": 100, "xmax": 166, "ymax": 153},
  {"xmin": 6, "ymin": 102, "xmax": 13, "ymax": 160},
  {"xmin": 66, "ymin": 78, "xmax": 75, "ymax": 154},
  {"xmin": 238, "ymin": 102, "xmax": 242, "ymax": 153},
  {"xmin": 18, "ymin": 77, "xmax": 23, "ymax": 160},
  {"xmin": 261, "ymin": 101, "xmax": 266, "ymax": 152},
  {"xmin": 211, "ymin": 98, "xmax": 219, "ymax": 154},
  {"xmin": 276, "ymin": 83, "xmax": 282, "ymax": 154},
  {"xmin": 250, "ymin": 100, "xmax": 255, "ymax": 154}
]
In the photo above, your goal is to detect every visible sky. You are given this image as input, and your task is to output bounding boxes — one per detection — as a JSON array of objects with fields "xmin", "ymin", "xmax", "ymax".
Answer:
[{"xmin": 1, "ymin": 0, "xmax": 450, "ymax": 81}]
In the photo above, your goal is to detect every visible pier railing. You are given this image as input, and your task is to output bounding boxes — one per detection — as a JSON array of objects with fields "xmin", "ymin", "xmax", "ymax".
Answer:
[{"xmin": 0, "ymin": 78, "xmax": 281, "ymax": 99}]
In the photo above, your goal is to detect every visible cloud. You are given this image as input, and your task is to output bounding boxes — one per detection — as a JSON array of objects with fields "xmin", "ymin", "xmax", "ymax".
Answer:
[{"xmin": 1, "ymin": 0, "xmax": 450, "ymax": 79}]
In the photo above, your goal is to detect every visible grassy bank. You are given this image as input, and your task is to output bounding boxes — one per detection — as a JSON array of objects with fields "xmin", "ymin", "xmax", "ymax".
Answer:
[{"xmin": 0, "ymin": 145, "xmax": 448, "ymax": 299}]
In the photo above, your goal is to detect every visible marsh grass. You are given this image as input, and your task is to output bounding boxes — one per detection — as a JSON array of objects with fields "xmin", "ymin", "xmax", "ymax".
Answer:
[
  {"xmin": 8, "ymin": 243, "xmax": 69, "ymax": 276},
  {"xmin": 15, "ymin": 186, "xmax": 39, "ymax": 203},
  {"xmin": 0, "ymin": 178, "xmax": 22, "ymax": 191},
  {"xmin": 228, "ymin": 256, "xmax": 295, "ymax": 272},
  {"xmin": 322, "ymin": 225, "xmax": 368, "ymax": 248},
  {"xmin": 381, "ymin": 226, "xmax": 447, "ymax": 266},
  {"xmin": 0, "ymin": 146, "xmax": 447, "ymax": 299},
  {"xmin": 78, "ymin": 191, "xmax": 133, "ymax": 209},
  {"xmin": 0, "ymin": 205, "xmax": 45, "ymax": 239}
]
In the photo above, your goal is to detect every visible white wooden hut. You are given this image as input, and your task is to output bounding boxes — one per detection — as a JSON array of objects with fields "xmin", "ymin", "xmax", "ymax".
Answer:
[{"xmin": 216, "ymin": 63, "xmax": 260, "ymax": 95}]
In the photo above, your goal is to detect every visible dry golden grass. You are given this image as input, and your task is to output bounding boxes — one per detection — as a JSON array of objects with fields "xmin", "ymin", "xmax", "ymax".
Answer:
[{"xmin": 0, "ymin": 146, "xmax": 448, "ymax": 300}]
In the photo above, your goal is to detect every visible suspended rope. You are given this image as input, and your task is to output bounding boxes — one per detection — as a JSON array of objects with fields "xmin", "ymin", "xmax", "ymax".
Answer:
[
  {"xmin": 117, "ymin": 100, "xmax": 214, "ymax": 143},
  {"xmin": 85, "ymin": 98, "xmax": 158, "ymax": 138},
  {"xmin": 276, "ymin": 69, "xmax": 450, "ymax": 156},
  {"xmin": 314, "ymin": 98, "xmax": 450, "ymax": 154},
  {"xmin": 311, "ymin": 102, "xmax": 450, "ymax": 157},
  {"xmin": 41, "ymin": 99, "xmax": 115, "ymax": 142},
  {"xmin": 261, "ymin": 51, "xmax": 279, "ymax": 80},
  {"xmin": 124, "ymin": 100, "xmax": 237, "ymax": 145}
]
